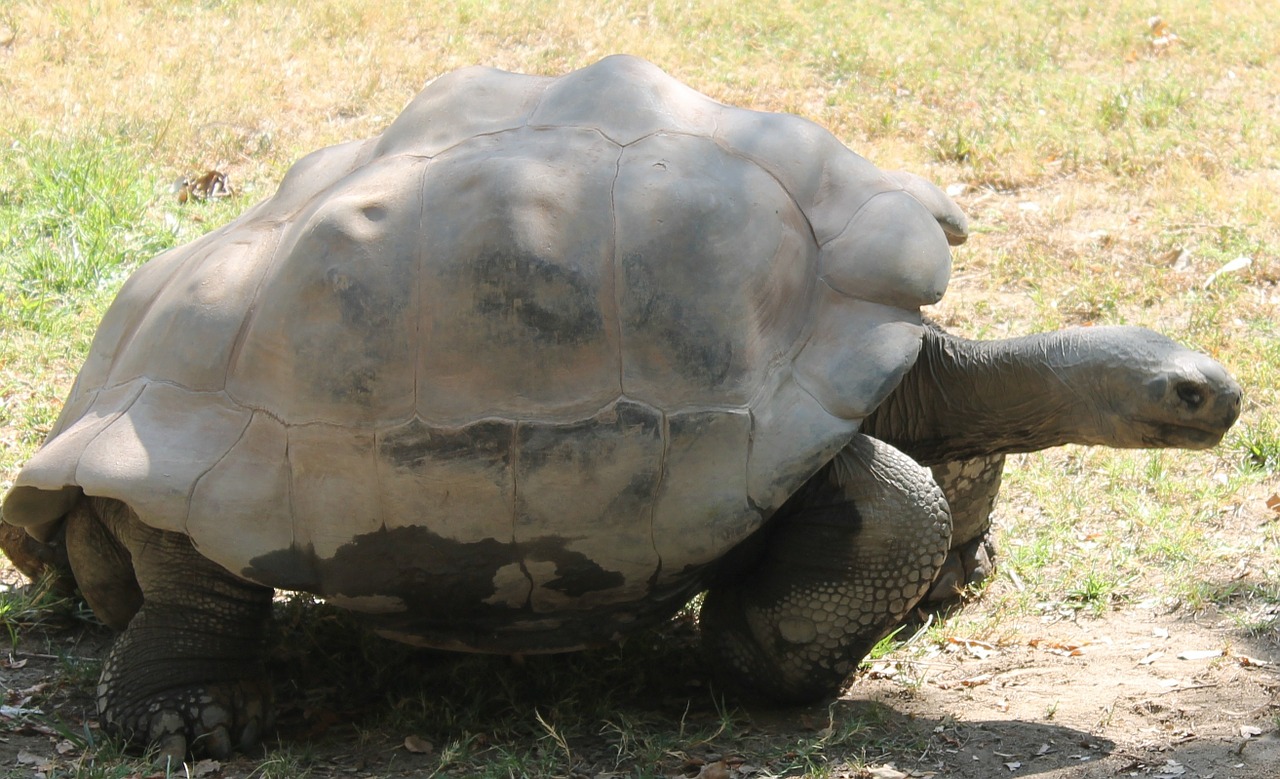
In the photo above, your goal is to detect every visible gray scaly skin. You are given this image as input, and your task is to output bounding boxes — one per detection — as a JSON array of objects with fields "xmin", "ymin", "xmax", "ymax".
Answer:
[
  {"xmin": 864, "ymin": 322, "xmax": 1242, "ymax": 604},
  {"xmin": 700, "ymin": 434, "xmax": 951, "ymax": 703},
  {"xmin": 66, "ymin": 498, "xmax": 273, "ymax": 765},
  {"xmin": 925, "ymin": 454, "xmax": 1004, "ymax": 601}
]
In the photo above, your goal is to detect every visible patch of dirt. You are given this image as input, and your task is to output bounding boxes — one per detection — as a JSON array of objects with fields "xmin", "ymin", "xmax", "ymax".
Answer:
[
  {"xmin": 1, "ymin": 573, "xmax": 1276, "ymax": 778},
  {"xmin": 849, "ymin": 605, "xmax": 1280, "ymax": 779}
]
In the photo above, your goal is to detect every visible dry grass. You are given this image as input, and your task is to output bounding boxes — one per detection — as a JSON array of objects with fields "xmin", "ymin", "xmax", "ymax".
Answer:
[{"xmin": 1, "ymin": 1, "xmax": 1277, "ymax": 777}]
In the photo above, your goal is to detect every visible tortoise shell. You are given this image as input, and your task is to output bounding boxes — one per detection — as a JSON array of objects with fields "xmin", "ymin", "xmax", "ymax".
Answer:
[{"xmin": 3, "ymin": 55, "xmax": 959, "ymax": 650}]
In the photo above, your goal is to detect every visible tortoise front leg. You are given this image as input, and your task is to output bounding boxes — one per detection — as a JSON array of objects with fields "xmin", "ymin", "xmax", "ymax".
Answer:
[
  {"xmin": 65, "ymin": 498, "xmax": 274, "ymax": 762},
  {"xmin": 924, "ymin": 454, "xmax": 1003, "ymax": 603},
  {"xmin": 700, "ymin": 435, "xmax": 951, "ymax": 703}
]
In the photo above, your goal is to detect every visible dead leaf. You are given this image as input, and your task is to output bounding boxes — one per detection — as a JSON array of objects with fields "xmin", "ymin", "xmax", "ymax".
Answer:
[
  {"xmin": 960, "ymin": 673, "xmax": 993, "ymax": 687},
  {"xmin": 1158, "ymin": 246, "xmax": 1189, "ymax": 270},
  {"xmin": 403, "ymin": 735, "xmax": 434, "ymax": 754},
  {"xmin": 1004, "ymin": 761, "xmax": 1022, "ymax": 771},
  {"xmin": 4, "ymin": 656, "xmax": 27, "ymax": 669},
  {"xmin": 174, "ymin": 170, "xmax": 233, "ymax": 203},
  {"xmin": 1138, "ymin": 651, "xmax": 1164, "ymax": 665},
  {"xmin": 1147, "ymin": 16, "xmax": 1180, "ymax": 51},
  {"xmin": 948, "ymin": 637, "xmax": 998, "ymax": 659},
  {"xmin": 1203, "ymin": 255, "xmax": 1251, "ymax": 287},
  {"xmin": 1153, "ymin": 759, "xmax": 1187, "ymax": 778},
  {"xmin": 1036, "ymin": 743, "xmax": 1052, "ymax": 756},
  {"xmin": 1266, "ymin": 493, "xmax": 1280, "ymax": 515},
  {"xmin": 192, "ymin": 759, "xmax": 221, "ymax": 777},
  {"xmin": 866, "ymin": 765, "xmax": 909, "ymax": 779},
  {"xmin": 1234, "ymin": 654, "xmax": 1271, "ymax": 667},
  {"xmin": 18, "ymin": 682, "xmax": 49, "ymax": 697},
  {"xmin": 1176, "ymin": 649, "xmax": 1223, "ymax": 661},
  {"xmin": 1241, "ymin": 725, "xmax": 1264, "ymax": 738},
  {"xmin": 55, "ymin": 739, "xmax": 77, "ymax": 755},
  {"xmin": 696, "ymin": 760, "xmax": 730, "ymax": 779},
  {"xmin": 15, "ymin": 751, "xmax": 42, "ymax": 765},
  {"xmin": 1029, "ymin": 638, "xmax": 1093, "ymax": 656}
]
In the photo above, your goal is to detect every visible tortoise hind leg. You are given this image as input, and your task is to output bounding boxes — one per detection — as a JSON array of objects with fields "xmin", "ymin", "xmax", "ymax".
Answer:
[
  {"xmin": 0, "ymin": 522, "xmax": 76, "ymax": 594},
  {"xmin": 700, "ymin": 434, "xmax": 950, "ymax": 703},
  {"xmin": 65, "ymin": 497, "xmax": 274, "ymax": 762}
]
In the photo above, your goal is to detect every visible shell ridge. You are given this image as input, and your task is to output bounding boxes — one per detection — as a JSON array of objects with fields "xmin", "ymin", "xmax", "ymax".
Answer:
[
  {"xmin": 102, "ymin": 239, "xmax": 223, "ymax": 388},
  {"xmin": 222, "ymin": 226, "xmax": 287, "ymax": 389},
  {"xmin": 816, "ymin": 184, "xmax": 893, "ymax": 251}
]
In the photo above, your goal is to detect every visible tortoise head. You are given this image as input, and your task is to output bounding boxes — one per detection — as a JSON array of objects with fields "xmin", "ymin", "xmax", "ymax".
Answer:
[{"xmin": 1074, "ymin": 326, "xmax": 1241, "ymax": 450}]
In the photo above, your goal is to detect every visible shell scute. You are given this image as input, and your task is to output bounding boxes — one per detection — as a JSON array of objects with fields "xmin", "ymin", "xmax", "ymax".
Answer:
[
  {"xmin": 613, "ymin": 133, "xmax": 816, "ymax": 409},
  {"xmin": 228, "ymin": 155, "xmax": 426, "ymax": 426},
  {"xmin": 412, "ymin": 127, "xmax": 622, "ymax": 424}
]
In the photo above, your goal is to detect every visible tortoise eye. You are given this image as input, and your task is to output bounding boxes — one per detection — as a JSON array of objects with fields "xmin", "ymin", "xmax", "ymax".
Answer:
[{"xmin": 1175, "ymin": 382, "xmax": 1205, "ymax": 411}]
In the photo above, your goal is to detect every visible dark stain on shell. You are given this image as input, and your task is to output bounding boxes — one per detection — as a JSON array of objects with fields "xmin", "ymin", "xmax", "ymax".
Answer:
[
  {"xmin": 380, "ymin": 417, "xmax": 514, "ymax": 470},
  {"xmin": 243, "ymin": 528, "xmax": 664, "ymax": 652},
  {"xmin": 515, "ymin": 399, "xmax": 661, "ymax": 470},
  {"xmin": 470, "ymin": 250, "xmax": 603, "ymax": 345},
  {"xmin": 621, "ymin": 249, "xmax": 734, "ymax": 387}
]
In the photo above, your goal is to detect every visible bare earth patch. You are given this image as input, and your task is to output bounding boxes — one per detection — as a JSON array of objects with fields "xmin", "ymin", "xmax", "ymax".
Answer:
[
  {"xmin": 2, "ymin": 549, "xmax": 1276, "ymax": 778},
  {"xmin": 851, "ymin": 606, "xmax": 1280, "ymax": 779}
]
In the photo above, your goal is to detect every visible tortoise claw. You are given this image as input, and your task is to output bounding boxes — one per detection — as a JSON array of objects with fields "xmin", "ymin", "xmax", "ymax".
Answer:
[
  {"xmin": 923, "ymin": 533, "xmax": 996, "ymax": 605},
  {"xmin": 154, "ymin": 734, "xmax": 187, "ymax": 772}
]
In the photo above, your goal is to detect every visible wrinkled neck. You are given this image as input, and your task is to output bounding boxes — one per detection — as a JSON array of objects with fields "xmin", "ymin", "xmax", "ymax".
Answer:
[{"xmin": 862, "ymin": 327, "xmax": 1102, "ymax": 465}]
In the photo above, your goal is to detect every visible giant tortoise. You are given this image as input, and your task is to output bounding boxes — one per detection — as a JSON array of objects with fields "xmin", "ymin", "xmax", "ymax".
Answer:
[{"xmin": 0, "ymin": 55, "xmax": 1241, "ymax": 758}]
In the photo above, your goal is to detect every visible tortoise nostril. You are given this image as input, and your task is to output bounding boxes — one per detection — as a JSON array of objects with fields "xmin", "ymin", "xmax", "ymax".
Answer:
[{"xmin": 1176, "ymin": 382, "xmax": 1206, "ymax": 411}]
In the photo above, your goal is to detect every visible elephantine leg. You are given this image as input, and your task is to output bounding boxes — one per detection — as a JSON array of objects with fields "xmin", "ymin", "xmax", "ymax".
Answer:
[
  {"xmin": 700, "ymin": 434, "xmax": 951, "ymax": 703},
  {"xmin": 0, "ymin": 522, "xmax": 74, "ymax": 592},
  {"xmin": 925, "ymin": 455, "xmax": 1003, "ymax": 603},
  {"xmin": 65, "ymin": 498, "xmax": 274, "ymax": 762}
]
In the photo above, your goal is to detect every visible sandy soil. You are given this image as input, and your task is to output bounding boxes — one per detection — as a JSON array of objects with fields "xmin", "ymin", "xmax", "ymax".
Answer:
[{"xmin": 1, "ymin": 575, "xmax": 1276, "ymax": 779}]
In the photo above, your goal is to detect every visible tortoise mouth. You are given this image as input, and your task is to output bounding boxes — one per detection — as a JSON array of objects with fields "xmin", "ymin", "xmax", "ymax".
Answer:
[{"xmin": 1140, "ymin": 421, "xmax": 1231, "ymax": 450}]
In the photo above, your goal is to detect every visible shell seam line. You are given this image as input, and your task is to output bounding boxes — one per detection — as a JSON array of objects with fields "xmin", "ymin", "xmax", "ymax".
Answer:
[
  {"xmin": 647, "ymin": 410, "xmax": 668, "ymax": 588},
  {"xmin": 71, "ymin": 382, "xmax": 147, "ymax": 491},
  {"xmin": 706, "ymin": 135, "xmax": 822, "ymax": 253},
  {"xmin": 183, "ymin": 409, "xmax": 256, "ymax": 534},
  {"xmin": 372, "ymin": 428, "xmax": 390, "ymax": 534},
  {"xmin": 412, "ymin": 155, "xmax": 432, "ymax": 425},
  {"xmin": 610, "ymin": 144, "xmax": 625, "ymax": 398},
  {"xmin": 224, "ymin": 226, "xmax": 286, "ymax": 386},
  {"xmin": 413, "ymin": 125, "xmax": 525, "ymax": 160},
  {"xmin": 820, "ymin": 188, "xmax": 896, "ymax": 251}
]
